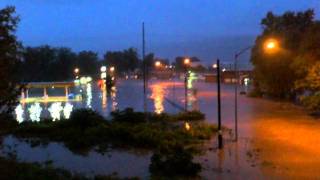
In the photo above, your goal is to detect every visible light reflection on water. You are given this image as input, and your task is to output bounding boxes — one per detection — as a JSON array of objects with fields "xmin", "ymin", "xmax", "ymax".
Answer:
[
  {"xmin": 150, "ymin": 83, "xmax": 165, "ymax": 114},
  {"xmin": 8, "ymin": 80, "xmax": 320, "ymax": 178},
  {"xmin": 14, "ymin": 80, "xmax": 194, "ymax": 122}
]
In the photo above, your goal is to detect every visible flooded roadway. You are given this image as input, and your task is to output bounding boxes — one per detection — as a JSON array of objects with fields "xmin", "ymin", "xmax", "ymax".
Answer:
[{"xmin": 6, "ymin": 80, "xmax": 320, "ymax": 179}]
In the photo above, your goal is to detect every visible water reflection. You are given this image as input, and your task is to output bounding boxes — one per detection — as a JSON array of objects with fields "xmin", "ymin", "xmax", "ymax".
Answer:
[
  {"xmin": 101, "ymin": 84, "xmax": 107, "ymax": 109},
  {"xmin": 110, "ymin": 86, "xmax": 118, "ymax": 111},
  {"xmin": 150, "ymin": 84, "xmax": 165, "ymax": 114},
  {"xmin": 86, "ymin": 83, "xmax": 92, "ymax": 108}
]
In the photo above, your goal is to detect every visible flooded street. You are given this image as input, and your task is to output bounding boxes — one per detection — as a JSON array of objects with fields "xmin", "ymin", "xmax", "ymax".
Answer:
[{"xmin": 5, "ymin": 79, "xmax": 320, "ymax": 179}]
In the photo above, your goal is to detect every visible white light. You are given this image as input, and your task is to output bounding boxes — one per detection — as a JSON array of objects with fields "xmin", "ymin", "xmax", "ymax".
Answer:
[
  {"xmin": 28, "ymin": 103, "xmax": 42, "ymax": 122},
  {"xmin": 110, "ymin": 66, "xmax": 115, "ymax": 72},
  {"xmin": 15, "ymin": 104, "xmax": 24, "ymax": 123},
  {"xmin": 101, "ymin": 72, "xmax": 107, "ymax": 79},
  {"xmin": 86, "ymin": 83, "xmax": 92, "ymax": 108},
  {"xmin": 244, "ymin": 78, "xmax": 250, "ymax": 86},
  {"xmin": 86, "ymin": 76, "xmax": 92, "ymax": 82},
  {"xmin": 63, "ymin": 103, "xmax": 73, "ymax": 119},
  {"xmin": 222, "ymin": 68, "xmax": 226, "ymax": 72},
  {"xmin": 100, "ymin": 66, "xmax": 107, "ymax": 72},
  {"xmin": 49, "ymin": 102, "xmax": 63, "ymax": 121}
]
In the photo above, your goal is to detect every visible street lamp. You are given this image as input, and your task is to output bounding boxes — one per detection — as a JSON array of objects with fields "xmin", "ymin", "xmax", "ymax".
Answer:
[
  {"xmin": 233, "ymin": 38, "xmax": 279, "ymax": 142},
  {"xmin": 109, "ymin": 66, "xmax": 115, "ymax": 73},
  {"xmin": 100, "ymin": 66, "xmax": 107, "ymax": 73},
  {"xmin": 100, "ymin": 66, "xmax": 107, "ymax": 80},
  {"xmin": 184, "ymin": 58, "xmax": 190, "ymax": 111},
  {"xmin": 155, "ymin": 61, "xmax": 161, "ymax": 68},
  {"xmin": 264, "ymin": 38, "xmax": 278, "ymax": 51},
  {"xmin": 74, "ymin": 68, "xmax": 80, "ymax": 79}
]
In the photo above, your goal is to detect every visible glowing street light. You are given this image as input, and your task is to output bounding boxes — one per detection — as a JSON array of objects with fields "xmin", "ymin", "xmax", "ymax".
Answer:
[
  {"xmin": 184, "ymin": 58, "xmax": 190, "ymax": 65},
  {"xmin": 110, "ymin": 66, "xmax": 115, "ymax": 72},
  {"xmin": 155, "ymin": 61, "xmax": 161, "ymax": 67},
  {"xmin": 233, "ymin": 37, "xmax": 280, "ymax": 142},
  {"xmin": 100, "ymin": 66, "xmax": 107, "ymax": 72},
  {"xmin": 264, "ymin": 38, "xmax": 279, "ymax": 52},
  {"xmin": 74, "ymin": 68, "xmax": 80, "ymax": 79},
  {"xmin": 74, "ymin": 68, "xmax": 79, "ymax": 74},
  {"xmin": 213, "ymin": 64, "xmax": 218, "ymax": 69}
]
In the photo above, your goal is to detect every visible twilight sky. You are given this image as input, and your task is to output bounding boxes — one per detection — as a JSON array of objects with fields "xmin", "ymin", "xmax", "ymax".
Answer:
[{"xmin": 0, "ymin": 0, "xmax": 319, "ymax": 64}]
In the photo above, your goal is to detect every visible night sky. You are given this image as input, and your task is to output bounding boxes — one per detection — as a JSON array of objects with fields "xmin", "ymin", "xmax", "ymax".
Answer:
[{"xmin": 0, "ymin": 0, "xmax": 319, "ymax": 65}]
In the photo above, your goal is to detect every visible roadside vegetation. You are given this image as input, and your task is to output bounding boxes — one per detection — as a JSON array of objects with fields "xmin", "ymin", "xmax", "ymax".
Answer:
[
  {"xmin": 251, "ymin": 9, "xmax": 320, "ymax": 114},
  {"xmin": 4, "ymin": 108, "xmax": 216, "ymax": 178}
]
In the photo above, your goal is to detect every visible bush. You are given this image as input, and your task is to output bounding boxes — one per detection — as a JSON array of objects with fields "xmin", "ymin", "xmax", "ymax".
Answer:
[
  {"xmin": 171, "ymin": 111, "xmax": 205, "ymax": 122},
  {"xmin": 149, "ymin": 145, "xmax": 201, "ymax": 177},
  {"xmin": 300, "ymin": 92, "xmax": 320, "ymax": 115},
  {"xmin": 111, "ymin": 108, "xmax": 146, "ymax": 123},
  {"xmin": 66, "ymin": 109, "xmax": 107, "ymax": 130},
  {"xmin": 0, "ymin": 113, "xmax": 18, "ymax": 133}
]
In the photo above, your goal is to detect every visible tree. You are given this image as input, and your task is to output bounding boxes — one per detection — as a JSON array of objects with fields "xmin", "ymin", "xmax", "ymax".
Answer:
[
  {"xmin": 76, "ymin": 51, "xmax": 99, "ymax": 77},
  {"xmin": 103, "ymin": 48, "xmax": 140, "ymax": 73},
  {"xmin": 21, "ymin": 45, "xmax": 56, "ymax": 81},
  {"xmin": 251, "ymin": 10, "xmax": 315, "ymax": 98},
  {"xmin": 0, "ymin": 6, "xmax": 21, "ymax": 114}
]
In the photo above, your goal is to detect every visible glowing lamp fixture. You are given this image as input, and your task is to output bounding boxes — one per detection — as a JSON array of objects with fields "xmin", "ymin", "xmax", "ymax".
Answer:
[
  {"xmin": 100, "ymin": 66, "xmax": 107, "ymax": 72},
  {"xmin": 264, "ymin": 38, "xmax": 279, "ymax": 52},
  {"xmin": 110, "ymin": 66, "xmax": 115, "ymax": 72},
  {"xmin": 155, "ymin": 61, "xmax": 161, "ymax": 67},
  {"xmin": 74, "ymin": 68, "xmax": 79, "ymax": 74},
  {"xmin": 184, "ymin": 58, "xmax": 190, "ymax": 65},
  {"xmin": 212, "ymin": 64, "xmax": 218, "ymax": 69}
]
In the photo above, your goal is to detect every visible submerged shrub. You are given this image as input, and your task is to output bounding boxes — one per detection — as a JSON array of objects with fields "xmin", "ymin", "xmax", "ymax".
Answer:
[
  {"xmin": 111, "ymin": 108, "xmax": 146, "ymax": 123},
  {"xmin": 0, "ymin": 113, "xmax": 18, "ymax": 133},
  {"xmin": 173, "ymin": 111, "xmax": 205, "ymax": 121},
  {"xmin": 149, "ymin": 145, "xmax": 201, "ymax": 177},
  {"xmin": 300, "ymin": 92, "xmax": 320, "ymax": 115},
  {"xmin": 66, "ymin": 109, "xmax": 106, "ymax": 129}
]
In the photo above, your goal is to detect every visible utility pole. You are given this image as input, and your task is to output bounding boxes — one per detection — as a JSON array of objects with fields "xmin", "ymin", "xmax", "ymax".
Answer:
[
  {"xmin": 142, "ymin": 22, "xmax": 147, "ymax": 115},
  {"xmin": 184, "ymin": 68, "xmax": 188, "ymax": 111},
  {"xmin": 217, "ymin": 59, "xmax": 223, "ymax": 149},
  {"xmin": 234, "ymin": 54, "xmax": 238, "ymax": 142}
]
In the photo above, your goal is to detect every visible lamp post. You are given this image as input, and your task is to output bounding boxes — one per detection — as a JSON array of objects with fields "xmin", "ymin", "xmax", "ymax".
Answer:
[
  {"xmin": 216, "ymin": 59, "xmax": 223, "ymax": 149},
  {"xmin": 233, "ymin": 38, "xmax": 278, "ymax": 142},
  {"xmin": 184, "ymin": 58, "xmax": 190, "ymax": 111}
]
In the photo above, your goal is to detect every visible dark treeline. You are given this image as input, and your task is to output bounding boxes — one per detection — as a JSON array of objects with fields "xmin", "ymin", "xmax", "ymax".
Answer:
[
  {"xmin": 251, "ymin": 9, "xmax": 320, "ymax": 113},
  {"xmin": 18, "ymin": 46, "xmax": 145, "ymax": 82},
  {"xmin": 18, "ymin": 45, "xmax": 208, "ymax": 82},
  {"xmin": 19, "ymin": 46, "xmax": 96, "ymax": 82}
]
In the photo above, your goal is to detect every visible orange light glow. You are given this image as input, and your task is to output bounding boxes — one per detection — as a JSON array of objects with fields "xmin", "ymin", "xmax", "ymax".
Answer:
[
  {"xmin": 185, "ymin": 122, "xmax": 191, "ymax": 131},
  {"xmin": 150, "ymin": 84, "xmax": 164, "ymax": 114},
  {"xmin": 184, "ymin": 58, "xmax": 190, "ymax": 65},
  {"xmin": 264, "ymin": 38, "xmax": 279, "ymax": 52},
  {"xmin": 155, "ymin": 61, "xmax": 161, "ymax": 67}
]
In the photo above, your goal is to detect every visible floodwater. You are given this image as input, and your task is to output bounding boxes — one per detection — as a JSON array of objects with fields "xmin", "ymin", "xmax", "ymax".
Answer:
[{"xmin": 3, "ymin": 79, "xmax": 320, "ymax": 179}]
